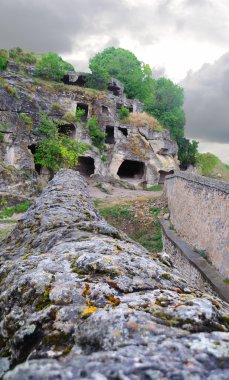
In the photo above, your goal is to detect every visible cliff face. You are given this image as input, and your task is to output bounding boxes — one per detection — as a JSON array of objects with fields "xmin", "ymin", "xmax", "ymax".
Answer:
[
  {"xmin": 0, "ymin": 68, "xmax": 178, "ymax": 204},
  {"xmin": 0, "ymin": 170, "xmax": 228, "ymax": 379}
]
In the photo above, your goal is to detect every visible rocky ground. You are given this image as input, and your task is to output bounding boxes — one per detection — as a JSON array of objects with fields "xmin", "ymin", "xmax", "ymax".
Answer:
[{"xmin": 0, "ymin": 170, "xmax": 229, "ymax": 379}]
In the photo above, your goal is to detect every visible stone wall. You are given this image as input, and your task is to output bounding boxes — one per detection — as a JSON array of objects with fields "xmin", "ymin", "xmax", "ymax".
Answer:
[
  {"xmin": 1, "ymin": 169, "xmax": 229, "ymax": 379},
  {"xmin": 165, "ymin": 172, "xmax": 229, "ymax": 277}
]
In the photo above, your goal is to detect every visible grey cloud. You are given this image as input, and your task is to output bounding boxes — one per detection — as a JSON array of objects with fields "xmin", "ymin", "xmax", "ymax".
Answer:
[
  {"xmin": 1, "ymin": 0, "xmax": 228, "ymax": 62},
  {"xmin": 181, "ymin": 51, "xmax": 229, "ymax": 143}
]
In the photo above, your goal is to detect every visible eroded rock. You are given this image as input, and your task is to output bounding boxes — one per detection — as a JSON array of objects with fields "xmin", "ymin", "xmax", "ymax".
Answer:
[{"xmin": 0, "ymin": 169, "xmax": 228, "ymax": 379}]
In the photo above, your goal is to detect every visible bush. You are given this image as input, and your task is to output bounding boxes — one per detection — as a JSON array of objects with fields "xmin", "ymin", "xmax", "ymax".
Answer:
[
  {"xmin": 62, "ymin": 112, "xmax": 76, "ymax": 123},
  {"xmin": 196, "ymin": 152, "xmax": 221, "ymax": 176},
  {"xmin": 34, "ymin": 114, "xmax": 88, "ymax": 173},
  {"xmin": 118, "ymin": 107, "xmax": 129, "ymax": 120},
  {"xmin": 87, "ymin": 117, "xmax": 106, "ymax": 154},
  {"xmin": 0, "ymin": 53, "xmax": 8, "ymax": 71},
  {"xmin": 35, "ymin": 52, "xmax": 74, "ymax": 82}
]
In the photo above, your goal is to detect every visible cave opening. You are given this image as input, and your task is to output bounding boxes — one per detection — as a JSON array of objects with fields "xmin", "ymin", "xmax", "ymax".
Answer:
[
  {"xmin": 58, "ymin": 124, "xmax": 76, "ymax": 138},
  {"xmin": 28, "ymin": 144, "xmax": 42, "ymax": 174},
  {"xmin": 128, "ymin": 106, "xmax": 133, "ymax": 113},
  {"xmin": 105, "ymin": 126, "xmax": 115, "ymax": 144},
  {"xmin": 118, "ymin": 127, "xmax": 128, "ymax": 137},
  {"xmin": 76, "ymin": 103, "xmax": 88, "ymax": 122},
  {"xmin": 117, "ymin": 160, "xmax": 145, "ymax": 179},
  {"xmin": 76, "ymin": 157, "xmax": 95, "ymax": 176},
  {"xmin": 102, "ymin": 105, "xmax": 109, "ymax": 115},
  {"xmin": 158, "ymin": 170, "xmax": 174, "ymax": 184}
]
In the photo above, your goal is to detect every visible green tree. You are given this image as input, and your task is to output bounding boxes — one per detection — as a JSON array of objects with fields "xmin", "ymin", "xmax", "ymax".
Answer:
[
  {"xmin": 89, "ymin": 47, "xmax": 146, "ymax": 99},
  {"xmin": 35, "ymin": 52, "xmax": 74, "ymax": 82},
  {"xmin": 195, "ymin": 152, "xmax": 220, "ymax": 176},
  {"xmin": 177, "ymin": 138, "xmax": 199, "ymax": 169},
  {"xmin": 34, "ymin": 114, "xmax": 88, "ymax": 173}
]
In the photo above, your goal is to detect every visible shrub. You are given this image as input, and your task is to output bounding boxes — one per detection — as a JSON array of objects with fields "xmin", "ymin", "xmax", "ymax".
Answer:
[
  {"xmin": 75, "ymin": 107, "xmax": 86, "ymax": 122},
  {"xmin": 196, "ymin": 152, "xmax": 220, "ymax": 176},
  {"xmin": 3, "ymin": 82, "xmax": 19, "ymax": 98},
  {"xmin": 0, "ymin": 51, "xmax": 8, "ymax": 71},
  {"xmin": 118, "ymin": 107, "xmax": 129, "ymax": 120},
  {"xmin": 87, "ymin": 117, "xmax": 106, "ymax": 154},
  {"xmin": 34, "ymin": 114, "xmax": 88, "ymax": 173},
  {"xmin": 35, "ymin": 52, "xmax": 74, "ymax": 82}
]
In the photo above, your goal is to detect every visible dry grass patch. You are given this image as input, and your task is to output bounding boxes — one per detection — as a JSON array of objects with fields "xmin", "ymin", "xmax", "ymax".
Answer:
[{"xmin": 122, "ymin": 112, "xmax": 163, "ymax": 131}]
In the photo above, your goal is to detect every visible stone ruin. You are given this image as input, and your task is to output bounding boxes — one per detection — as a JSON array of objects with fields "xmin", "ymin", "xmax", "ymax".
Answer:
[
  {"xmin": 0, "ymin": 169, "xmax": 228, "ymax": 379},
  {"xmin": 0, "ymin": 69, "xmax": 178, "ymax": 204}
]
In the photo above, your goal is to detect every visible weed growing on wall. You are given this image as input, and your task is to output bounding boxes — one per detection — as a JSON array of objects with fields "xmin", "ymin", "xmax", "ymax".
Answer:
[
  {"xmin": 34, "ymin": 114, "xmax": 89, "ymax": 173},
  {"xmin": 87, "ymin": 116, "xmax": 106, "ymax": 154}
]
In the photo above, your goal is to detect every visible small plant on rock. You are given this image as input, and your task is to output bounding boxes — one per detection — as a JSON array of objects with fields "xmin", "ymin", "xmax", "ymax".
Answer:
[{"xmin": 87, "ymin": 117, "xmax": 106, "ymax": 154}]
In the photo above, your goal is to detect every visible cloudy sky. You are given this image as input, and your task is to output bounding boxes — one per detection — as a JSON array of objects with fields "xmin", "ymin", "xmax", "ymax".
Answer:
[{"xmin": 1, "ymin": 0, "xmax": 229, "ymax": 162}]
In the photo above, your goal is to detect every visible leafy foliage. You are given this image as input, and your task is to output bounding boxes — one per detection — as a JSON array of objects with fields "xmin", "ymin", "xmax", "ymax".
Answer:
[
  {"xmin": 89, "ymin": 47, "xmax": 147, "ymax": 98},
  {"xmin": 35, "ymin": 52, "xmax": 74, "ymax": 82},
  {"xmin": 0, "ymin": 56, "xmax": 8, "ymax": 71},
  {"xmin": 195, "ymin": 152, "xmax": 221, "ymax": 176},
  {"xmin": 34, "ymin": 114, "xmax": 88, "ymax": 173},
  {"xmin": 87, "ymin": 117, "xmax": 106, "ymax": 154},
  {"xmin": 118, "ymin": 107, "xmax": 129, "ymax": 120},
  {"xmin": 177, "ymin": 138, "xmax": 199, "ymax": 169}
]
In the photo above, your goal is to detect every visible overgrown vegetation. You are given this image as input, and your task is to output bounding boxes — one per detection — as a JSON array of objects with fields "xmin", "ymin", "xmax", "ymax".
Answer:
[
  {"xmin": 196, "ymin": 152, "xmax": 229, "ymax": 180},
  {"xmin": 0, "ymin": 50, "xmax": 8, "ymax": 71},
  {"xmin": 99, "ymin": 203, "xmax": 163, "ymax": 252},
  {"xmin": 19, "ymin": 113, "xmax": 33, "ymax": 129},
  {"xmin": 0, "ymin": 201, "xmax": 30, "ymax": 218},
  {"xmin": 9, "ymin": 47, "xmax": 37, "ymax": 64},
  {"xmin": 87, "ymin": 116, "xmax": 106, "ymax": 154},
  {"xmin": 89, "ymin": 47, "xmax": 198, "ymax": 167},
  {"xmin": 122, "ymin": 112, "xmax": 163, "ymax": 131},
  {"xmin": 34, "ymin": 114, "xmax": 89, "ymax": 173},
  {"xmin": 118, "ymin": 107, "xmax": 129, "ymax": 120},
  {"xmin": 0, "ymin": 123, "xmax": 8, "ymax": 142},
  {"xmin": 35, "ymin": 52, "xmax": 74, "ymax": 82}
]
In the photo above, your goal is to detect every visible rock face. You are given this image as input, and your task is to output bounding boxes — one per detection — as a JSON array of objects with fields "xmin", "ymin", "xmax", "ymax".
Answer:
[
  {"xmin": 0, "ymin": 68, "xmax": 178, "ymax": 203},
  {"xmin": 0, "ymin": 170, "xmax": 228, "ymax": 379}
]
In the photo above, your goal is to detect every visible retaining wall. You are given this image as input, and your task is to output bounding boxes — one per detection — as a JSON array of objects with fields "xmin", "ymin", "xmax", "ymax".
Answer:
[{"xmin": 165, "ymin": 172, "xmax": 229, "ymax": 277}]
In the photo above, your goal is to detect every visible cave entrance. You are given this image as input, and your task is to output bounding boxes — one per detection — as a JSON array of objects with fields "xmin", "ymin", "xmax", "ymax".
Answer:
[
  {"xmin": 158, "ymin": 170, "xmax": 174, "ymax": 184},
  {"xmin": 102, "ymin": 105, "xmax": 109, "ymax": 115},
  {"xmin": 128, "ymin": 106, "xmax": 133, "ymax": 113},
  {"xmin": 117, "ymin": 160, "xmax": 145, "ymax": 180},
  {"xmin": 76, "ymin": 103, "xmax": 88, "ymax": 122},
  {"xmin": 58, "ymin": 124, "xmax": 76, "ymax": 138},
  {"xmin": 105, "ymin": 126, "xmax": 115, "ymax": 144},
  {"xmin": 118, "ymin": 127, "xmax": 128, "ymax": 137},
  {"xmin": 28, "ymin": 144, "xmax": 42, "ymax": 174},
  {"xmin": 76, "ymin": 157, "xmax": 95, "ymax": 176}
]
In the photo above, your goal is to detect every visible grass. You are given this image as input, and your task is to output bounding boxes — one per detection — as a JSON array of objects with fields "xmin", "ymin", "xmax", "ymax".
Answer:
[
  {"xmin": 121, "ymin": 112, "xmax": 163, "ymax": 131},
  {"xmin": 223, "ymin": 278, "xmax": 229, "ymax": 285},
  {"xmin": 146, "ymin": 185, "xmax": 162, "ymax": 191},
  {"xmin": 99, "ymin": 203, "xmax": 162, "ymax": 253},
  {"xmin": 0, "ymin": 201, "xmax": 30, "ymax": 219}
]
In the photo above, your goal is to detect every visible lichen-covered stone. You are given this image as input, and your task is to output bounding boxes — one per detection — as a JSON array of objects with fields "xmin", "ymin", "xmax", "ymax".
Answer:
[{"xmin": 0, "ymin": 170, "xmax": 228, "ymax": 379}]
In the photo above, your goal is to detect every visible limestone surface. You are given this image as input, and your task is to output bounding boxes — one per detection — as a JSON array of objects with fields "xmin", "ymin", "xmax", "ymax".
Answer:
[{"xmin": 0, "ymin": 170, "xmax": 228, "ymax": 379}]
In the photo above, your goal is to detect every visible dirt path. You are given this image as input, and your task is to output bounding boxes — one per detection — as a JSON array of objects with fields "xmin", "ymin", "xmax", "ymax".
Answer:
[{"xmin": 88, "ymin": 184, "xmax": 163, "ymax": 206}]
